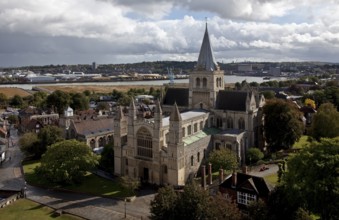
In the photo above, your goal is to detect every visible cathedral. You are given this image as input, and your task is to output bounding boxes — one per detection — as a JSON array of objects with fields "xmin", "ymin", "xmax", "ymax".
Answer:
[{"xmin": 113, "ymin": 24, "xmax": 265, "ymax": 187}]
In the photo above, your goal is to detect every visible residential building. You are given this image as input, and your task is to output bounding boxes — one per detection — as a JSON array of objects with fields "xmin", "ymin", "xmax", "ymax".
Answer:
[{"xmin": 219, "ymin": 172, "xmax": 272, "ymax": 209}]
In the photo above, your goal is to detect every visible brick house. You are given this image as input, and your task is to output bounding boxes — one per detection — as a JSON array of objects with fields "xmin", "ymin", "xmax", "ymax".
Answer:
[{"xmin": 219, "ymin": 172, "xmax": 272, "ymax": 209}]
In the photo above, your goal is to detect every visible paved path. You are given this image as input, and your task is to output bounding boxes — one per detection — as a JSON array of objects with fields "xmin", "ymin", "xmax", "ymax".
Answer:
[
  {"xmin": 0, "ymin": 127, "xmax": 154, "ymax": 220},
  {"xmin": 0, "ymin": 126, "xmax": 25, "ymax": 190},
  {"xmin": 249, "ymin": 163, "xmax": 279, "ymax": 177}
]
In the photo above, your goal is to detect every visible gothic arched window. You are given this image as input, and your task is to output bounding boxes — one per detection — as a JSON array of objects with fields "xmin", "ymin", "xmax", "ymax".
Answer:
[
  {"xmin": 196, "ymin": 78, "xmax": 201, "ymax": 88},
  {"xmin": 227, "ymin": 117, "xmax": 233, "ymax": 129},
  {"xmin": 238, "ymin": 117, "xmax": 245, "ymax": 130},
  {"xmin": 137, "ymin": 127, "xmax": 153, "ymax": 159},
  {"xmin": 203, "ymin": 78, "xmax": 207, "ymax": 88}
]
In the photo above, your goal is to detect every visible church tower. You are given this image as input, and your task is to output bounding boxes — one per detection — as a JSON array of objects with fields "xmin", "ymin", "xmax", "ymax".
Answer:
[
  {"xmin": 167, "ymin": 103, "xmax": 185, "ymax": 186},
  {"xmin": 189, "ymin": 22, "xmax": 224, "ymax": 110}
]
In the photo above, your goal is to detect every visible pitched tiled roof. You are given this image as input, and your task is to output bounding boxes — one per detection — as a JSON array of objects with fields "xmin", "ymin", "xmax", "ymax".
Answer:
[
  {"xmin": 220, "ymin": 172, "xmax": 272, "ymax": 197},
  {"xmin": 73, "ymin": 118, "xmax": 114, "ymax": 136},
  {"xmin": 163, "ymin": 88, "xmax": 189, "ymax": 107},
  {"xmin": 216, "ymin": 91, "xmax": 248, "ymax": 111}
]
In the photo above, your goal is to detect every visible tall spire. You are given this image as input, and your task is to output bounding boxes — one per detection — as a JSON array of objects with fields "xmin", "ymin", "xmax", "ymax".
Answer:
[{"xmin": 197, "ymin": 20, "xmax": 218, "ymax": 71}]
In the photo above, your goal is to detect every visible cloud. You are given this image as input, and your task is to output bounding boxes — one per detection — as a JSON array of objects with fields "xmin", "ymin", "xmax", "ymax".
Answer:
[{"xmin": 1, "ymin": 0, "xmax": 339, "ymax": 66}]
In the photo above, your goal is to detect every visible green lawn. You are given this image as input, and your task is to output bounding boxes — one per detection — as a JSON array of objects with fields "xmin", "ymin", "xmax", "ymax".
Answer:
[
  {"xmin": 264, "ymin": 173, "xmax": 279, "ymax": 186},
  {"xmin": 22, "ymin": 160, "xmax": 131, "ymax": 198},
  {"xmin": 293, "ymin": 135, "xmax": 311, "ymax": 149},
  {"xmin": 0, "ymin": 199, "xmax": 83, "ymax": 220}
]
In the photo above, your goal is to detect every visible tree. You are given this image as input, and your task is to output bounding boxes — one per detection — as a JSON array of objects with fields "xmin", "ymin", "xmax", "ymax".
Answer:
[
  {"xmin": 175, "ymin": 182, "xmax": 210, "ymax": 219},
  {"xmin": 0, "ymin": 93, "xmax": 8, "ymax": 107},
  {"xmin": 10, "ymin": 95, "xmax": 24, "ymax": 108},
  {"xmin": 283, "ymin": 137, "xmax": 339, "ymax": 220},
  {"xmin": 7, "ymin": 114, "xmax": 19, "ymax": 125},
  {"xmin": 19, "ymin": 132, "xmax": 39, "ymax": 157},
  {"xmin": 29, "ymin": 91, "xmax": 48, "ymax": 108},
  {"xmin": 112, "ymin": 89, "xmax": 124, "ymax": 101},
  {"xmin": 261, "ymin": 91, "xmax": 275, "ymax": 99},
  {"xmin": 246, "ymin": 148, "xmax": 264, "ymax": 164},
  {"xmin": 266, "ymin": 185, "xmax": 301, "ymax": 220},
  {"xmin": 150, "ymin": 183, "xmax": 242, "ymax": 220},
  {"xmin": 37, "ymin": 125, "xmax": 64, "ymax": 158},
  {"xmin": 118, "ymin": 93, "xmax": 131, "ymax": 106},
  {"xmin": 46, "ymin": 90, "xmax": 70, "ymax": 114},
  {"xmin": 247, "ymin": 199, "xmax": 268, "ymax": 220},
  {"xmin": 310, "ymin": 103, "xmax": 339, "ymax": 140},
  {"xmin": 70, "ymin": 93, "xmax": 89, "ymax": 111},
  {"xmin": 304, "ymin": 98, "xmax": 316, "ymax": 109},
  {"xmin": 150, "ymin": 186, "xmax": 178, "ymax": 220},
  {"xmin": 205, "ymin": 192, "xmax": 242, "ymax": 220},
  {"xmin": 119, "ymin": 176, "xmax": 140, "ymax": 196},
  {"xmin": 36, "ymin": 139, "xmax": 98, "ymax": 184},
  {"xmin": 263, "ymin": 99, "xmax": 304, "ymax": 152},
  {"xmin": 208, "ymin": 148, "xmax": 238, "ymax": 172},
  {"xmin": 98, "ymin": 144, "xmax": 114, "ymax": 174}
]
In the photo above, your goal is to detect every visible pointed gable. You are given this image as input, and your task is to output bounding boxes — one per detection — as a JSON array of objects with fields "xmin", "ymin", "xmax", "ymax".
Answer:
[{"xmin": 197, "ymin": 23, "xmax": 218, "ymax": 71}]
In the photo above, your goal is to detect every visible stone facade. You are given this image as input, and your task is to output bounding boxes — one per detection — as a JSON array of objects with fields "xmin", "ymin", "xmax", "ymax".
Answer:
[{"xmin": 113, "ymin": 24, "xmax": 265, "ymax": 187}]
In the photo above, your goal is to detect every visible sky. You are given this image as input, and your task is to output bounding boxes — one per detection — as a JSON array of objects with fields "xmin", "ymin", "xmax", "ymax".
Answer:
[{"xmin": 1, "ymin": 0, "xmax": 339, "ymax": 67}]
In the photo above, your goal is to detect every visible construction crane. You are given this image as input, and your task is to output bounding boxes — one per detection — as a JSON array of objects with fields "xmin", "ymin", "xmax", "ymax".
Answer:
[{"xmin": 167, "ymin": 67, "xmax": 174, "ymax": 84}]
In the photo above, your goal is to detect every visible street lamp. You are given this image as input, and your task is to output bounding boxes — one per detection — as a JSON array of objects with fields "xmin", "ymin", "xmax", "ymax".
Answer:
[{"xmin": 124, "ymin": 198, "xmax": 127, "ymax": 218}]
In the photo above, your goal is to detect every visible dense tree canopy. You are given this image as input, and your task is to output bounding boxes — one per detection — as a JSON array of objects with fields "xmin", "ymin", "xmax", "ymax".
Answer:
[
  {"xmin": 98, "ymin": 144, "xmax": 115, "ymax": 174},
  {"xmin": 29, "ymin": 91, "xmax": 48, "ymax": 108},
  {"xmin": 283, "ymin": 137, "xmax": 339, "ymax": 220},
  {"xmin": 263, "ymin": 99, "xmax": 304, "ymax": 152},
  {"xmin": 0, "ymin": 93, "xmax": 8, "ymax": 106},
  {"xmin": 37, "ymin": 125, "xmax": 64, "ymax": 157},
  {"xmin": 19, "ymin": 125, "xmax": 64, "ymax": 158},
  {"xmin": 36, "ymin": 139, "xmax": 98, "ymax": 184},
  {"xmin": 310, "ymin": 103, "xmax": 339, "ymax": 140},
  {"xmin": 70, "ymin": 93, "xmax": 89, "ymax": 111},
  {"xmin": 10, "ymin": 95, "xmax": 24, "ymax": 108},
  {"xmin": 150, "ymin": 182, "xmax": 242, "ymax": 220},
  {"xmin": 207, "ymin": 148, "xmax": 238, "ymax": 172},
  {"xmin": 46, "ymin": 90, "xmax": 70, "ymax": 114},
  {"xmin": 19, "ymin": 132, "xmax": 40, "ymax": 157}
]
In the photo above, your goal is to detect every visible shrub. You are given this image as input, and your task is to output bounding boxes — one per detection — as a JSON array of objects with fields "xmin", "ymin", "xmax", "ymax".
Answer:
[{"xmin": 246, "ymin": 148, "xmax": 264, "ymax": 164}]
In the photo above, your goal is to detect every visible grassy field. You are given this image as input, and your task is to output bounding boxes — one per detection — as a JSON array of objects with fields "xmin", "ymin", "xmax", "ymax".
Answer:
[
  {"xmin": 264, "ymin": 173, "xmax": 279, "ymax": 186},
  {"xmin": 0, "ymin": 199, "xmax": 83, "ymax": 220},
  {"xmin": 292, "ymin": 135, "xmax": 312, "ymax": 149},
  {"xmin": 0, "ymin": 87, "xmax": 32, "ymax": 98},
  {"xmin": 38, "ymin": 84, "xmax": 167, "ymax": 94},
  {"xmin": 22, "ymin": 160, "xmax": 130, "ymax": 198}
]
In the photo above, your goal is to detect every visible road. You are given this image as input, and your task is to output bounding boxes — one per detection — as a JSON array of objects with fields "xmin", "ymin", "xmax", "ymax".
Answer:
[{"xmin": 0, "ymin": 126, "xmax": 154, "ymax": 220}]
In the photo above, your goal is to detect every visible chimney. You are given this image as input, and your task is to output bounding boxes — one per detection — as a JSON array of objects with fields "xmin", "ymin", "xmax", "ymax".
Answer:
[
  {"xmin": 208, "ymin": 163, "xmax": 212, "ymax": 185},
  {"xmin": 201, "ymin": 165, "xmax": 206, "ymax": 189},
  {"xmin": 219, "ymin": 168, "xmax": 224, "ymax": 184},
  {"xmin": 231, "ymin": 171, "xmax": 237, "ymax": 188}
]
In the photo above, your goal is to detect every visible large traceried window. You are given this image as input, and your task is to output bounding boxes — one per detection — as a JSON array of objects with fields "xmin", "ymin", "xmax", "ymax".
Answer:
[
  {"xmin": 237, "ymin": 191, "xmax": 256, "ymax": 205},
  {"xmin": 137, "ymin": 127, "xmax": 153, "ymax": 159}
]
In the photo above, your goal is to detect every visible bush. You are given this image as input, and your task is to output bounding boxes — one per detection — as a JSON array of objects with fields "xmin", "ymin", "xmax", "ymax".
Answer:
[
  {"xmin": 246, "ymin": 148, "xmax": 264, "ymax": 164},
  {"xmin": 256, "ymin": 160, "xmax": 265, "ymax": 166}
]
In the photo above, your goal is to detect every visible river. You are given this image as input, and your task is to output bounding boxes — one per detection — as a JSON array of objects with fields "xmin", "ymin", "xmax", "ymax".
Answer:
[{"xmin": 0, "ymin": 75, "xmax": 286, "ymax": 90}]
